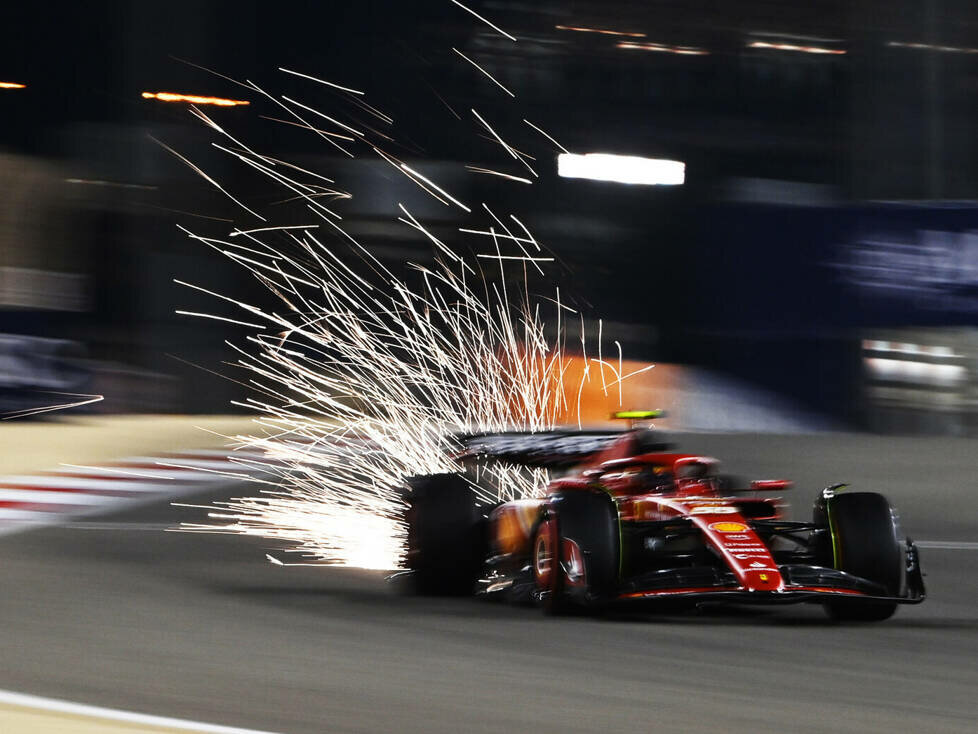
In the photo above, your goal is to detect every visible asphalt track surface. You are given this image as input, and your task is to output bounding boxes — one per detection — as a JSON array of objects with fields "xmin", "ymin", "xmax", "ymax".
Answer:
[{"xmin": 0, "ymin": 432, "xmax": 976, "ymax": 733}]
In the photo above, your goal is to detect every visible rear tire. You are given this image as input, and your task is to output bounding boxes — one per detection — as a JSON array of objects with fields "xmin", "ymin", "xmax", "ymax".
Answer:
[
  {"xmin": 532, "ymin": 511, "xmax": 564, "ymax": 614},
  {"xmin": 532, "ymin": 490, "xmax": 619, "ymax": 613},
  {"xmin": 405, "ymin": 474, "xmax": 484, "ymax": 595},
  {"xmin": 821, "ymin": 492, "xmax": 902, "ymax": 622}
]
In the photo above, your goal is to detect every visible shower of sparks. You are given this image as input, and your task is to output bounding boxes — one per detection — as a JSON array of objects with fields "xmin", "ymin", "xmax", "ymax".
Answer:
[
  {"xmin": 452, "ymin": 47, "xmax": 516, "ymax": 97},
  {"xmin": 523, "ymin": 119, "xmax": 570, "ymax": 154},
  {"xmin": 2, "ymin": 392, "xmax": 104, "ymax": 420},
  {"xmin": 168, "ymin": 58, "xmax": 639, "ymax": 572},
  {"xmin": 259, "ymin": 114, "xmax": 356, "ymax": 140},
  {"xmin": 399, "ymin": 163, "xmax": 472, "ymax": 212},
  {"xmin": 476, "ymin": 254, "xmax": 554, "ymax": 262},
  {"xmin": 458, "ymin": 227, "xmax": 534, "ymax": 244},
  {"xmin": 150, "ymin": 135, "xmax": 266, "ymax": 221},
  {"xmin": 448, "ymin": 0, "xmax": 517, "ymax": 42},
  {"xmin": 0, "ymin": 82, "xmax": 26, "ymax": 89},
  {"xmin": 281, "ymin": 96, "xmax": 364, "ymax": 137},
  {"xmin": 472, "ymin": 108, "xmax": 519, "ymax": 160},
  {"xmin": 472, "ymin": 109, "xmax": 538, "ymax": 178},
  {"xmin": 142, "ymin": 91, "xmax": 250, "ymax": 106},
  {"xmin": 230, "ymin": 225, "xmax": 320, "ymax": 237},
  {"xmin": 278, "ymin": 67, "xmax": 365, "ymax": 95},
  {"xmin": 465, "ymin": 165, "xmax": 533, "ymax": 184}
]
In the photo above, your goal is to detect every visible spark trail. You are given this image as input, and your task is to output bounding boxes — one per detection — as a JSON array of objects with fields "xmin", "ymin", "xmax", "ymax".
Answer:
[{"xmin": 172, "ymin": 59, "xmax": 633, "ymax": 571}]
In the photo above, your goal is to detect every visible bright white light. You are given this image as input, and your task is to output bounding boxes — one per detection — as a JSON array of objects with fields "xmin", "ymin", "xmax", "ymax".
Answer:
[
  {"xmin": 864, "ymin": 358, "xmax": 966, "ymax": 387},
  {"xmin": 557, "ymin": 153, "xmax": 685, "ymax": 186}
]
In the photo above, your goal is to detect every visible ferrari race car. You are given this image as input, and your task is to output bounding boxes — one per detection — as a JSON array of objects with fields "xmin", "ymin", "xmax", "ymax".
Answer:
[{"xmin": 404, "ymin": 414, "xmax": 925, "ymax": 621}]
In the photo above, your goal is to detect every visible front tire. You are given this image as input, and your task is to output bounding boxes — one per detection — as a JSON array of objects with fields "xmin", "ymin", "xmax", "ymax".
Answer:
[
  {"xmin": 532, "ymin": 490, "xmax": 619, "ymax": 613},
  {"xmin": 820, "ymin": 492, "xmax": 902, "ymax": 622}
]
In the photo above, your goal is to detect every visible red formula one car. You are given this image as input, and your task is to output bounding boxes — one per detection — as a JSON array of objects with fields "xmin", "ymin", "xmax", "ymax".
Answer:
[{"xmin": 405, "ymin": 414, "xmax": 925, "ymax": 621}]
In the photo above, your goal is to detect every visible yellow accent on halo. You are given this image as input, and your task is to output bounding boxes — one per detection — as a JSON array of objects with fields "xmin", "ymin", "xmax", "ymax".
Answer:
[{"xmin": 612, "ymin": 409, "xmax": 665, "ymax": 420}]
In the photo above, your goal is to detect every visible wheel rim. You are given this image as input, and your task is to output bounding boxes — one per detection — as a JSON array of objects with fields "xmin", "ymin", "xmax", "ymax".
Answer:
[{"xmin": 534, "ymin": 517, "xmax": 556, "ymax": 588}]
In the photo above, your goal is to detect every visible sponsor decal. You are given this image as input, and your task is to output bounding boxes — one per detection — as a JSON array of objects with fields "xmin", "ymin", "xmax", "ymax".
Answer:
[
  {"xmin": 725, "ymin": 534, "xmax": 751, "ymax": 540},
  {"xmin": 709, "ymin": 521, "xmax": 749, "ymax": 533},
  {"xmin": 689, "ymin": 505, "xmax": 738, "ymax": 515}
]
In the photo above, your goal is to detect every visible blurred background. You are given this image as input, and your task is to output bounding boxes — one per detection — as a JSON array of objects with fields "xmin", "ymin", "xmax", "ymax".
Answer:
[
  {"xmin": 3, "ymin": 0, "xmax": 978, "ymax": 434},
  {"xmin": 2, "ymin": 4, "xmax": 978, "ymax": 732}
]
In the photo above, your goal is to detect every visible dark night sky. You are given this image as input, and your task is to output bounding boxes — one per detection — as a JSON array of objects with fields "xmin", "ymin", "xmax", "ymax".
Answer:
[
  {"xmin": 1, "ymin": 2, "xmax": 461, "ymax": 151},
  {"xmin": 5, "ymin": 0, "xmax": 978, "ymax": 417}
]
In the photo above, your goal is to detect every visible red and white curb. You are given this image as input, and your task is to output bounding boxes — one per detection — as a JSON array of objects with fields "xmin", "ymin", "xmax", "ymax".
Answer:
[{"xmin": 0, "ymin": 449, "xmax": 270, "ymax": 537}]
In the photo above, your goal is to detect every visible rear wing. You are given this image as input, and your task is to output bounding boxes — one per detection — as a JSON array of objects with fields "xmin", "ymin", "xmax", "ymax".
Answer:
[{"xmin": 456, "ymin": 430, "xmax": 623, "ymax": 468}]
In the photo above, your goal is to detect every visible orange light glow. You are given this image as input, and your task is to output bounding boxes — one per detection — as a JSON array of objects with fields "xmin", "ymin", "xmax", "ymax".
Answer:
[
  {"xmin": 0, "ymin": 82, "xmax": 26, "ymax": 89},
  {"xmin": 141, "ymin": 91, "xmax": 250, "ymax": 107},
  {"xmin": 556, "ymin": 24, "xmax": 646, "ymax": 39},
  {"xmin": 617, "ymin": 42, "xmax": 709, "ymax": 56},
  {"xmin": 748, "ymin": 41, "xmax": 846, "ymax": 55}
]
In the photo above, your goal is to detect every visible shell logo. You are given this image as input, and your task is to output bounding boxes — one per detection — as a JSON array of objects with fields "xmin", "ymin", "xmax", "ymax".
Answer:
[{"xmin": 709, "ymin": 521, "xmax": 750, "ymax": 533}]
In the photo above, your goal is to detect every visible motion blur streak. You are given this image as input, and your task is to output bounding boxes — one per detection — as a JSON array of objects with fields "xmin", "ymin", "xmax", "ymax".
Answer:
[
  {"xmin": 141, "ymin": 91, "xmax": 250, "ymax": 106},
  {"xmin": 0, "ymin": 82, "xmax": 26, "ymax": 89},
  {"xmin": 555, "ymin": 25, "xmax": 646, "ymax": 39},
  {"xmin": 748, "ymin": 41, "xmax": 846, "ymax": 55},
  {"xmin": 616, "ymin": 42, "xmax": 710, "ymax": 56},
  {"xmin": 558, "ymin": 153, "xmax": 685, "ymax": 186},
  {"xmin": 888, "ymin": 41, "xmax": 978, "ymax": 54},
  {"xmin": 171, "ymin": 77, "xmax": 625, "ymax": 570}
]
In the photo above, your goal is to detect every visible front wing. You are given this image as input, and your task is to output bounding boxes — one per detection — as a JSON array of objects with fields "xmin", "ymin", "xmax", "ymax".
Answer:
[{"xmin": 614, "ymin": 540, "xmax": 926, "ymax": 606}]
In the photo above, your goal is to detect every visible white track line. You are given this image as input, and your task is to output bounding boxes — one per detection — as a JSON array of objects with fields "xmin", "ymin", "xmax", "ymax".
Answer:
[
  {"xmin": 61, "ymin": 521, "xmax": 173, "ymax": 531},
  {"xmin": 0, "ymin": 688, "xmax": 281, "ymax": 733},
  {"xmin": 0, "ymin": 477, "xmax": 179, "ymax": 493},
  {"xmin": 0, "ymin": 508, "xmax": 52, "ymax": 521},
  {"xmin": 916, "ymin": 540, "xmax": 978, "ymax": 550},
  {"xmin": 58, "ymin": 467, "xmax": 229, "ymax": 481},
  {"xmin": 0, "ymin": 489, "xmax": 112, "ymax": 505}
]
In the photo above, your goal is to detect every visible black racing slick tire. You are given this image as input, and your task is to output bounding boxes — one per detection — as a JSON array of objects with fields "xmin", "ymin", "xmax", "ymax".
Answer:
[
  {"xmin": 821, "ymin": 492, "xmax": 902, "ymax": 622},
  {"xmin": 533, "ymin": 490, "xmax": 619, "ymax": 613},
  {"xmin": 405, "ymin": 474, "xmax": 484, "ymax": 595}
]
